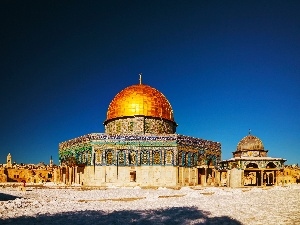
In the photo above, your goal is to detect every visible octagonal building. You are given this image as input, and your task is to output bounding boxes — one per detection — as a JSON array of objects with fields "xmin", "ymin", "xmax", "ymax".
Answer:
[{"xmin": 59, "ymin": 78, "xmax": 221, "ymax": 187}]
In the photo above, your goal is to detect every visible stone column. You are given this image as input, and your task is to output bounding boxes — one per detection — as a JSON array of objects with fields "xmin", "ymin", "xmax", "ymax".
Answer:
[
  {"xmin": 60, "ymin": 168, "xmax": 63, "ymax": 183},
  {"xmin": 72, "ymin": 167, "xmax": 74, "ymax": 184},
  {"xmin": 79, "ymin": 171, "xmax": 81, "ymax": 185},
  {"xmin": 74, "ymin": 166, "xmax": 78, "ymax": 184},
  {"xmin": 226, "ymin": 170, "xmax": 231, "ymax": 187},
  {"xmin": 59, "ymin": 168, "xmax": 61, "ymax": 182},
  {"xmin": 181, "ymin": 167, "xmax": 184, "ymax": 185},
  {"xmin": 193, "ymin": 168, "xmax": 196, "ymax": 186},
  {"xmin": 229, "ymin": 168, "xmax": 242, "ymax": 188},
  {"xmin": 215, "ymin": 170, "xmax": 221, "ymax": 186},
  {"xmin": 204, "ymin": 168, "xmax": 207, "ymax": 186},
  {"xmin": 69, "ymin": 167, "xmax": 73, "ymax": 185},
  {"xmin": 188, "ymin": 167, "xmax": 191, "ymax": 184},
  {"xmin": 53, "ymin": 168, "xmax": 57, "ymax": 183},
  {"xmin": 65, "ymin": 167, "xmax": 68, "ymax": 184}
]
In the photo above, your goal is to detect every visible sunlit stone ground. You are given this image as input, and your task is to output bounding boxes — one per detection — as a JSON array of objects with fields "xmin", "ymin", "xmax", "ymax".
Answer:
[{"xmin": 0, "ymin": 184, "xmax": 299, "ymax": 225}]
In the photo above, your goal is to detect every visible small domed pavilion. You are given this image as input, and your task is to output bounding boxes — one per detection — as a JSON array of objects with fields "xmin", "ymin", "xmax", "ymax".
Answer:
[{"xmin": 218, "ymin": 132, "xmax": 286, "ymax": 187}]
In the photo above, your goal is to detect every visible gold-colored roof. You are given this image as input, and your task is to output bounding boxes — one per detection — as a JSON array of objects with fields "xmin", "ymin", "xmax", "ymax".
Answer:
[
  {"xmin": 105, "ymin": 83, "xmax": 174, "ymax": 122},
  {"xmin": 237, "ymin": 134, "xmax": 264, "ymax": 151}
]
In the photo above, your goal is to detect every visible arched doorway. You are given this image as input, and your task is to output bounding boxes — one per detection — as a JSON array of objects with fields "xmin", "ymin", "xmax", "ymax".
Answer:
[
  {"xmin": 266, "ymin": 162, "xmax": 276, "ymax": 168},
  {"xmin": 246, "ymin": 163, "xmax": 259, "ymax": 168},
  {"xmin": 244, "ymin": 163, "xmax": 260, "ymax": 186},
  {"xmin": 268, "ymin": 173, "xmax": 274, "ymax": 185}
]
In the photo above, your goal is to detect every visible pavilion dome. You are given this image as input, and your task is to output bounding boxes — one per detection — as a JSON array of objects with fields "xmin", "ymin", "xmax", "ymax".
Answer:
[
  {"xmin": 237, "ymin": 134, "xmax": 264, "ymax": 151},
  {"xmin": 105, "ymin": 83, "xmax": 175, "ymax": 123}
]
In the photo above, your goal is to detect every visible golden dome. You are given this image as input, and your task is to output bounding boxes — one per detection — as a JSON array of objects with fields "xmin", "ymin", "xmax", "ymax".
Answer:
[
  {"xmin": 105, "ymin": 83, "xmax": 175, "ymax": 122},
  {"xmin": 237, "ymin": 134, "xmax": 264, "ymax": 151}
]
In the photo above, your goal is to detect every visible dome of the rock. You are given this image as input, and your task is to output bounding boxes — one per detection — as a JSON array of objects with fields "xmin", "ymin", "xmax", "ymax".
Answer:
[
  {"xmin": 237, "ymin": 134, "xmax": 264, "ymax": 151},
  {"xmin": 105, "ymin": 83, "xmax": 174, "ymax": 122}
]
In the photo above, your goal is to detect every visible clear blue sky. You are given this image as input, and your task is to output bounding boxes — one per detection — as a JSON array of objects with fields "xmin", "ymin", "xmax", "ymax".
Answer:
[{"xmin": 1, "ymin": 1, "xmax": 299, "ymax": 165}]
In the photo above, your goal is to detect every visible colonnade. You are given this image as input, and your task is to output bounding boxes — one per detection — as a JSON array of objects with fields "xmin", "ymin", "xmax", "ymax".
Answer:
[{"xmin": 58, "ymin": 166, "xmax": 84, "ymax": 185}]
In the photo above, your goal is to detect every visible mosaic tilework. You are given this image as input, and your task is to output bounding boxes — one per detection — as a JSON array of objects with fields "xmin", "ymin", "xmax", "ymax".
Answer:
[
  {"xmin": 59, "ymin": 133, "xmax": 178, "ymax": 151},
  {"xmin": 104, "ymin": 117, "xmax": 176, "ymax": 135},
  {"xmin": 59, "ymin": 133, "xmax": 221, "ymax": 167}
]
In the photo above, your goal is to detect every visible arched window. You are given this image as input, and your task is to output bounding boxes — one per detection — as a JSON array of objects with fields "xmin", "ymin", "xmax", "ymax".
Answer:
[
  {"xmin": 128, "ymin": 150, "xmax": 137, "ymax": 165},
  {"xmin": 193, "ymin": 153, "xmax": 198, "ymax": 166},
  {"xmin": 95, "ymin": 150, "xmax": 102, "ymax": 164},
  {"xmin": 106, "ymin": 150, "xmax": 114, "ymax": 165},
  {"xmin": 181, "ymin": 152, "xmax": 186, "ymax": 166},
  {"xmin": 266, "ymin": 162, "xmax": 277, "ymax": 168},
  {"xmin": 152, "ymin": 150, "xmax": 161, "ymax": 165},
  {"xmin": 117, "ymin": 150, "xmax": 125, "ymax": 166},
  {"xmin": 82, "ymin": 153, "xmax": 86, "ymax": 163},
  {"xmin": 87, "ymin": 153, "xmax": 91, "ymax": 165},
  {"xmin": 185, "ymin": 152, "xmax": 190, "ymax": 167},
  {"xmin": 165, "ymin": 150, "xmax": 173, "ymax": 165},
  {"xmin": 246, "ymin": 163, "xmax": 259, "ymax": 168},
  {"xmin": 141, "ymin": 150, "xmax": 149, "ymax": 165},
  {"xmin": 178, "ymin": 151, "xmax": 183, "ymax": 166},
  {"xmin": 190, "ymin": 153, "xmax": 195, "ymax": 166}
]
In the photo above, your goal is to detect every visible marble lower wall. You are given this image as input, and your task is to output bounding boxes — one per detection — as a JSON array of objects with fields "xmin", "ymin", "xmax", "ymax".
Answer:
[
  {"xmin": 82, "ymin": 166, "xmax": 178, "ymax": 187},
  {"xmin": 58, "ymin": 166, "xmax": 221, "ymax": 187}
]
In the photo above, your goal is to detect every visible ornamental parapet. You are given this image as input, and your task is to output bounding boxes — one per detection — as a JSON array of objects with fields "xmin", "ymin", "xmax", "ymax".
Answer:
[
  {"xmin": 59, "ymin": 133, "xmax": 178, "ymax": 151},
  {"xmin": 58, "ymin": 133, "xmax": 222, "ymax": 167},
  {"xmin": 177, "ymin": 134, "xmax": 221, "ymax": 155},
  {"xmin": 59, "ymin": 133, "xmax": 221, "ymax": 151}
]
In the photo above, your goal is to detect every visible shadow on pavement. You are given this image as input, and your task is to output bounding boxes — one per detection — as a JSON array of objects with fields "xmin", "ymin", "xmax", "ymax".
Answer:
[
  {"xmin": 0, "ymin": 193, "xmax": 20, "ymax": 201},
  {"xmin": 0, "ymin": 206, "xmax": 242, "ymax": 225}
]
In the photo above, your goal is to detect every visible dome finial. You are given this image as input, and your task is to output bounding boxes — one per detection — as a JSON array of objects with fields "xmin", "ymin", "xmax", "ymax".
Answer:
[
  {"xmin": 249, "ymin": 129, "xmax": 251, "ymax": 135},
  {"xmin": 139, "ymin": 73, "xmax": 142, "ymax": 84}
]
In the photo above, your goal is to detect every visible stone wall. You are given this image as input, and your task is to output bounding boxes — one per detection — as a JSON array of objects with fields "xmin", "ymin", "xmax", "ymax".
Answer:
[
  {"xmin": 0, "ymin": 168, "xmax": 7, "ymax": 182},
  {"xmin": 3, "ymin": 168, "xmax": 55, "ymax": 183},
  {"xmin": 80, "ymin": 166, "xmax": 178, "ymax": 187}
]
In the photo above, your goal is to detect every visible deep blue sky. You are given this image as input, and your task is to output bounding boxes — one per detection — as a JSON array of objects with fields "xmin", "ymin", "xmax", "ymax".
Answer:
[{"xmin": 1, "ymin": 1, "xmax": 299, "ymax": 165}]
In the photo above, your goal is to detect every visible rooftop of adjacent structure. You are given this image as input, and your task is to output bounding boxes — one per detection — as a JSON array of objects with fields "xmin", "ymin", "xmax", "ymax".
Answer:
[{"xmin": 222, "ymin": 156, "xmax": 286, "ymax": 162}]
